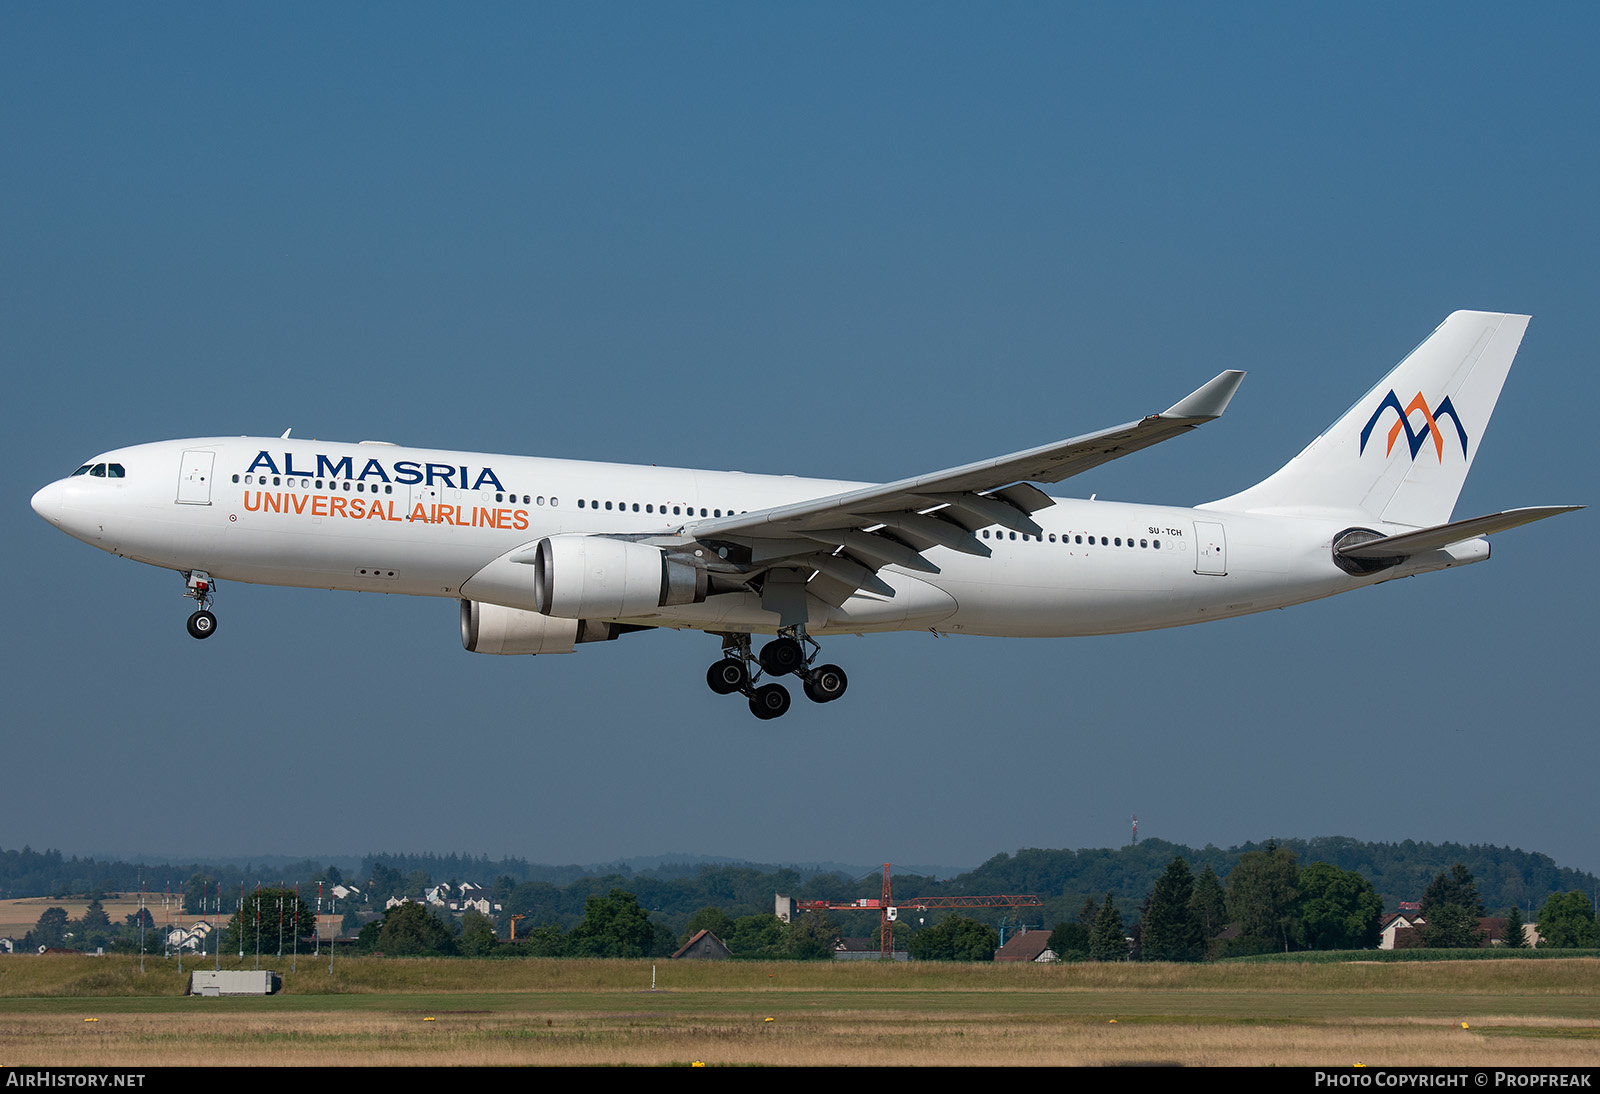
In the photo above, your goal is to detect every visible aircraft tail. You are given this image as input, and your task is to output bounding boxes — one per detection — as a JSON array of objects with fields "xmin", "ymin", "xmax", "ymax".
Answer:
[{"xmin": 1202, "ymin": 311, "xmax": 1531, "ymax": 527}]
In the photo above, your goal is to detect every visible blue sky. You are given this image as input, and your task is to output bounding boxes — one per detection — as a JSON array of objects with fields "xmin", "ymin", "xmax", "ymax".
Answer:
[{"xmin": 3, "ymin": 3, "xmax": 1595, "ymax": 878}]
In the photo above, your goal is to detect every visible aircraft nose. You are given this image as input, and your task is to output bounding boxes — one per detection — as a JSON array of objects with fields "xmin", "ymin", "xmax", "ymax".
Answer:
[{"xmin": 31, "ymin": 480, "xmax": 64, "ymax": 525}]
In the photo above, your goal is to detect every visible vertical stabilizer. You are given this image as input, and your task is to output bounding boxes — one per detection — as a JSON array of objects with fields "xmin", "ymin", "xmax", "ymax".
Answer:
[{"xmin": 1202, "ymin": 311, "xmax": 1530, "ymax": 527}]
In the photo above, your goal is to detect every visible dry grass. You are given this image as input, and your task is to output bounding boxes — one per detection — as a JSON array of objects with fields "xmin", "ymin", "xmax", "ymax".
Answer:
[
  {"xmin": 1, "ymin": 955, "xmax": 1596, "ymax": 1066},
  {"xmin": 2, "ymin": 1009, "xmax": 1595, "ymax": 1067},
  {"xmin": 0, "ymin": 895, "xmax": 163, "ymax": 937}
]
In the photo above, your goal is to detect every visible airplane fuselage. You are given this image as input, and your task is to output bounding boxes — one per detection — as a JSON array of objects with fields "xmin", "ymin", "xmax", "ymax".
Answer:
[{"xmin": 31, "ymin": 435, "xmax": 1484, "ymax": 641}]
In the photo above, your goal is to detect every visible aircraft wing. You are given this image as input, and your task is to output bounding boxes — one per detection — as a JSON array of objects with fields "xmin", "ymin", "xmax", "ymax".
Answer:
[{"xmin": 681, "ymin": 370, "xmax": 1245, "ymax": 606}]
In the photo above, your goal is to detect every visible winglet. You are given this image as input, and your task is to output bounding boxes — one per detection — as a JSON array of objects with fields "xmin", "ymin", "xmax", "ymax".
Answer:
[{"xmin": 1162, "ymin": 370, "xmax": 1246, "ymax": 421}]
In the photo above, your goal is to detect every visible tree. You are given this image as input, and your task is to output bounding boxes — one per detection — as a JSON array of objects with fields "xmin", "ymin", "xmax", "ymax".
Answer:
[
  {"xmin": 31, "ymin": 906, "xmax": 70, "ymax": 950},
  {"xmin": 1046, "ymin": 921, "xmax": 1090, "ymax": 962},
  {"xmin": 1296, "ymin": 863, "xmax": 1382, "ymax": 950},
  {"xmin": 906, "ymin": 915, "xmax": 998, "ymax": 961},
  {"xmin": 376, "ymin": 900, "xmax": 457, "ymax": 955},
  {"xmin": 77, "ymin": 898, "xmax": 112, "ymax": 934},
  {"xmin": 1140, "ymin": 857, "xmax": 1205, "ymax": 962},
  {"xmin": 458, "ymin": 908, "xmax": 499, "ymax": 956},
  {"xmin": 1226, "ymin": 843, "xmax": 1300, "ymax": 952},
  {"xmin": 568, "ymin": 888, "xmax": 658, "ymax": 958},
  {"xmin": 1422, "ymin": 903, "xmax": 1484, "ymax": 949},
  {"xmin": 1422, "ymin": 864, "xmax": 1485, "ymax": 917},
  {"xmin": 682, "ymin": 906, "xmax": 734, "ymax": 945},
  {"xmin": 509, "ymin": 924, "xmax": 568, "ymax": 957},
  {"xmin": 1533, "ymin": 891, "xmax": 1598, "ymax": 949},
  {"xmin": 1420, "ymin": 864, "xmax": 1485, "ymax": 949},
  {"xmin": 1189, "ymin": 863, "xmax": 1227, "ymax": 941},
  {"xmin": 366, "ymin": 863, "xmax": 404, "ymax": 904},
  {"xmin": 1502, "ymin": 903, "xmax": 1527, "ymax": 949},
  {"xmin": 183, "ymin": 873, "xmax": 217, "ymax": 915},
  {"xmin": 224, "ymin": 888, "xmax": 316, "ymax": 956},
  {"xmin": 783, "ymin": 909, "xmax": 839, "ymax": 960},
  {"xmin": 726, "ymin": 914, "xmax": 787, "ymax": 958},
  {"xmin": 1089, "ymin": 893, "xmax": 1126, "ymax": 961},
  {"xmin": 74, "ymin": 898, "xmax": 113, "ymax": 951}
]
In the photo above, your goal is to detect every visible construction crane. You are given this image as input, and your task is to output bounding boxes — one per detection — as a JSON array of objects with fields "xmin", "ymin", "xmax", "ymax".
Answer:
[{"xmin": 795, "ymin": 863, "xmax": 1044, "ymax": 957}]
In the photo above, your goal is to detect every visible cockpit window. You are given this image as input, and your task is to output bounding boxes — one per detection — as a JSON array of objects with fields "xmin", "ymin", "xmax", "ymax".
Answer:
[{"xmin": 69, "ymin": 462, "xmax": 126, "ymax": 478}]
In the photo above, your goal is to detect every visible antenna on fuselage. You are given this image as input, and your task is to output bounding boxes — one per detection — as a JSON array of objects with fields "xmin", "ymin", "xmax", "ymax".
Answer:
[{"xmin": 281, "ymin": 428, "xmax": 292, "ymax": 439}]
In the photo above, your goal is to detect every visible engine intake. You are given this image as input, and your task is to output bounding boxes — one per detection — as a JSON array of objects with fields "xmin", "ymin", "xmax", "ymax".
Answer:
[{"xmin": 533, "ymin": 535, "xmax": 708, "ymax": 618}]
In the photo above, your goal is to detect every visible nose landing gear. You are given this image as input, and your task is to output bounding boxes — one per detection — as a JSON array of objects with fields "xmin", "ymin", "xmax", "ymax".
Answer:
[
  {"xmin": 183, "ymin": 570, "xmax": 218, "ymax": 640},
  {"xmin": 706, "ymin": 628, "xmax": 849, "ymax": 718}
]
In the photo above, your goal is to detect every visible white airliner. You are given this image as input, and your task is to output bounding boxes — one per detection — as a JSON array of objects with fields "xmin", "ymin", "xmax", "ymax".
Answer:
[{"xmin": 31, "ymin": 311, "xmax": 1579, "ymax": 719}]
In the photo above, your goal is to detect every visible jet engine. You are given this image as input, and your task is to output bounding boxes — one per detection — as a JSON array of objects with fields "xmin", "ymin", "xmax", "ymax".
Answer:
[
  {"xmin": 532, "ymin": 534, "xmax": 708, "ymax": 618},
  {"xmin": 461, "ymin": 599, "xmax": 607, "ymax": 655}
]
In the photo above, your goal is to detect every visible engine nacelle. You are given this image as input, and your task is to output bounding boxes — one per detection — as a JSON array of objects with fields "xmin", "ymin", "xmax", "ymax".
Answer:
[
  {"xmin": 533, "ymin": 535, "xmax": 707, "ymax": 619},
  {"xmin": 460, "ymin": 600, "xmax": 582, "ymax": 655}
]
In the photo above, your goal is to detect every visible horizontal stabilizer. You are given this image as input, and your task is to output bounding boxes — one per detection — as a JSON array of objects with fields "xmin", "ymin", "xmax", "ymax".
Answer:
[{"xmin": 1336, "ymin": 506, "xmax": 1582, "ymax": 559}]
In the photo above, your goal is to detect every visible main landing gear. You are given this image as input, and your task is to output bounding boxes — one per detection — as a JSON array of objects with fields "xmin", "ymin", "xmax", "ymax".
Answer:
[
  {"xmin": 183, "ymin": 570, "xmax": 218, "ymax": 640},
  {"xmin": 706, "ymin": 628, "xmax": 848, "ymax": 719}
]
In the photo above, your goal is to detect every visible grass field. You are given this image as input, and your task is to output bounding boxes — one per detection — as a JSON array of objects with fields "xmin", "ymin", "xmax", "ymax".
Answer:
[{"xmin": 1, "ymin": 954, "xmax": 1596, "ymax": 1066}]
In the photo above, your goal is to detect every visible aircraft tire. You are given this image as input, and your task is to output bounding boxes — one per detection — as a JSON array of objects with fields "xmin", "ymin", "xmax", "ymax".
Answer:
[
  {"xmin": 706, "ymin": 657, "xmax": 748, "ymax": 695},
  {"xmin": 187, "ymin": 610, "xmax": 218, "ymax": 640},
  {"xmin": 803, "ymin": 664, "xmax": 848, "ymax": 703},
  {"xmin": 749, "ymin": 683, "xmax": 791, "ymax": 720},
  {"xmin": 758, "ymin": 637, "xmax": 805, "ymax": 676}
]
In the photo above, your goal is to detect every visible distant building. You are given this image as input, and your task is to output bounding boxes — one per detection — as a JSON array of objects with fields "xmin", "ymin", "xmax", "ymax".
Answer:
[
  {"xmin": 995, "ymin": 929, "xmax": 1055, "ymax": 963},
  {"xmin": 1379, "ymin": 912, "xmax": 1424, "ymax": 950},
  {"xmin": 671, "ymin": 930, "xmax": 732, "ymax": 960}
]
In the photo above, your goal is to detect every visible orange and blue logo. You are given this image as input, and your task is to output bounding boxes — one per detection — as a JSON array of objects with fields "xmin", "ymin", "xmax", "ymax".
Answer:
[{"xmin": 1359, "ymin": 391, "xmax": 1469, "ymax": 461}]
